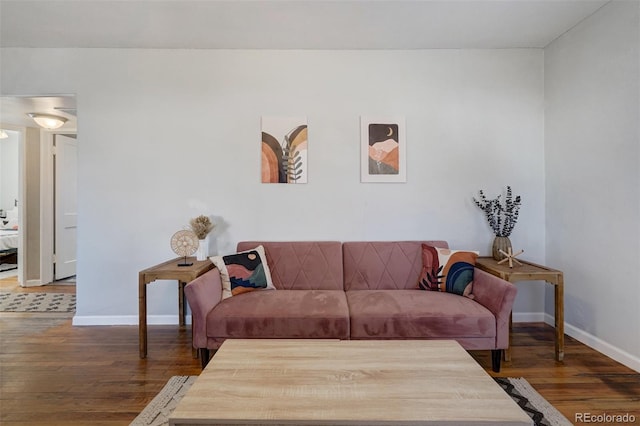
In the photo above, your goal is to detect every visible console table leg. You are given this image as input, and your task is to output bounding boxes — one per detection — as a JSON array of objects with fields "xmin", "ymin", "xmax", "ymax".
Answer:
[
  {"xmin": 555, "ymin": 275, "xmax": 565, "ymax": 361},
  {"xmin": 504, "ymin": 312, "xmax": 512, "ymax": 362},
  {"xmin": 178, "ymin": 281, "xmax": 186, "ymax": 329},
  {"xmin": 138, "ymin": 275, "xmax": 147, "ymax": 359}
]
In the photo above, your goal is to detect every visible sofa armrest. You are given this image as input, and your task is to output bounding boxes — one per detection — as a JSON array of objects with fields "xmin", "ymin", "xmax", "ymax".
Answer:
[
  {"xmin": 184, "ymin": 268, "xmax": 222, "ymax": 349},
  {"xmin": 472, "ymin": 268, "xmax": 517, "ymax": 349}
]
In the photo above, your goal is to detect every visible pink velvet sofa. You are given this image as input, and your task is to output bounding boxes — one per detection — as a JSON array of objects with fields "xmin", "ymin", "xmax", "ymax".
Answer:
[{"xmin": 185, "ymin": 241, "xmax": 517, "ymax": 372}]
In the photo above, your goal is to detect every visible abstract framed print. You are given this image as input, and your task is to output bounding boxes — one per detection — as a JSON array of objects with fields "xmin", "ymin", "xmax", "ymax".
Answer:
[
  {"xmin": 360, "ymin": 116, "xmax": 406, "ymax": 183},
  {"xmin": 261, "ymin": 116, "xmax": 308, "ymax": 184}
]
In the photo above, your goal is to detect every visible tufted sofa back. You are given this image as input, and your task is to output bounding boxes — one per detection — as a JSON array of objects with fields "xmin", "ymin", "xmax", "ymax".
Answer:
[
  {"xmin": 236, "ymin": 241, "xmax": 450, "ymax": 291},
  {"xmin": 343, "ymin": 241, "xmax": 449, "ymax": 290},
  {"xmin": 237, "ymin": 241, "xmax": 344, "ymax": 290}
]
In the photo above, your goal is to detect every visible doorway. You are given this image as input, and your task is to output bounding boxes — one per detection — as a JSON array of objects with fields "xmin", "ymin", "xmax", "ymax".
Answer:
[
  {"xmin": 0, "ymin": 129, "xmax": 20, "ymax": 280},
  {"xmin": 0, "ymin": 95, "xmax": 77, "ymax": 287}
]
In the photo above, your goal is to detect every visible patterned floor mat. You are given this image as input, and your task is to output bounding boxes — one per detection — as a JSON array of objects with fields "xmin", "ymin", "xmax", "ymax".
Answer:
[{"xmin": 0, "ymin": 292, "xmax": 76, "ymax": 312}]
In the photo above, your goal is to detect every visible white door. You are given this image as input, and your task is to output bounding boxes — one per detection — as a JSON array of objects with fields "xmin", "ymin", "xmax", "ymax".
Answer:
[{"xmin": 54, "ymin": 134, "xmax": 78, "ymax": 280}]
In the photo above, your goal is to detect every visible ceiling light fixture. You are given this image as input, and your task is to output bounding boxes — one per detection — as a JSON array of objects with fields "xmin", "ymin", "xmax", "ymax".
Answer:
[
  {"xmin": 27, "ymin": 113, "xmax": 68, "ymax": 130},
  {"xmin": 0, "ymin": 130, "xmax": 8, "ymax": 139}
]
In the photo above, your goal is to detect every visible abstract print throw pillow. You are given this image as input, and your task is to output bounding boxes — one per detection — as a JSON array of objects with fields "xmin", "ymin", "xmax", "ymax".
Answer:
[
  {"xmin": 418, "ymin": 244, "xmax": 478, "ymax": 298},
  {"xmin": 210, "ymin": 245, "xmax": 275, "ymax": 299}
]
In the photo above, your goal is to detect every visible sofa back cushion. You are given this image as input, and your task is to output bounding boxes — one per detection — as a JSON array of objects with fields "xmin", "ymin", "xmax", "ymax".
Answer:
[
  {"xmin": 343, "ymin": 241, "xmax": 449, "ymax": 290},
  {"xmin": 237, "ymin": 241, "xmax": 344, "ymax": 290}
]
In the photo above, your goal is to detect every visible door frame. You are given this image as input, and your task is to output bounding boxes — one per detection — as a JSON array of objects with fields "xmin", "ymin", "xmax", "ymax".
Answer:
[{"xmin": 40, "ymin": 129, "xmax": 77, "ymax": 285}]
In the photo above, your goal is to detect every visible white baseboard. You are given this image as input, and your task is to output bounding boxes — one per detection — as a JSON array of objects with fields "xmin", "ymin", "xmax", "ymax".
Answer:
[
  {"xmin": 514, "ymin": 312, "xmax": 640, "ymax": 373},
  {"xmin": 72, "ymin": 315, "xmax": 192, "ymax": 326},
  {"xmin": 548, "ymin": 314, "xmax": 640, "ymax": 373}
]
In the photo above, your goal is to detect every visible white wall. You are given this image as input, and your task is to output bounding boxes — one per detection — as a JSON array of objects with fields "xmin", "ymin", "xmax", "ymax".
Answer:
[
  {"xmin": 545, "ymin": 0, "xmax": 640, "ymax": 370},
  {"xmin": 0, "ymin": 131, "xmax": 19, "ymax": 213},
  {"xmin": 0, "ymin": 48, "xmax": 545, "ymax": 325}
]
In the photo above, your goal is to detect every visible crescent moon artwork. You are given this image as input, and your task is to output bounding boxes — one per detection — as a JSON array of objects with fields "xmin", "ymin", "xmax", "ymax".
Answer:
[
  {"xmin": 361, "ymin": 116, "xmax": 406, "ymax": 183},
  {"xmin": 366, "ymin": 123, "xmax": 400, "ymax": 176}
]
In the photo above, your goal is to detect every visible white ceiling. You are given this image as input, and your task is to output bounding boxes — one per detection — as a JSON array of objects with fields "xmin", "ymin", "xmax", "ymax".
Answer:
[
  {"xmin": 0, "ymin": 0, "xmax": 609, "ymax": 50},
  {"xmin": 0, "ymin": 0, "xmax": 610, "ymax": 129}
]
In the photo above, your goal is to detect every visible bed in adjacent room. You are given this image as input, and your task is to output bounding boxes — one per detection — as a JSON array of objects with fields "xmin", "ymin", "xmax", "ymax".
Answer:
[
  {"xmin": 1, "ymin": 228, "xmax": 18, "ymax": 250},
  {"xmin": 0, "ymin": 229, "xmax": 18, "ymax": 271}
]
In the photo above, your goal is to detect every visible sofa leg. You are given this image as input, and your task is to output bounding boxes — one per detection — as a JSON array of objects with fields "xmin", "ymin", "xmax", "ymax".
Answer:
[
  {"xmin": 491, "ymin": 349, "xmax": 502, "ymax": 372},
  {"xmin": 199, "ymin": 348, "xmax": 210, "ymax": 369}
]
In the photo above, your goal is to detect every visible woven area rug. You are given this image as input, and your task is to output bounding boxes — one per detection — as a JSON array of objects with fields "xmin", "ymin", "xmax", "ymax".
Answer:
[
  {"xmin": 0, "ymin": 292, "xmax": 76, "ymax": 313},
  {"xmin": 131, "ymin": 376, "xmax": 197, "ymax": 426},
  {"xmin": 494, "ymin": 377, "xmax": 572, "ymax": 426},
  {"xmin": 130, "ymin": 376, "xmax": 572, "ymax": 426}
]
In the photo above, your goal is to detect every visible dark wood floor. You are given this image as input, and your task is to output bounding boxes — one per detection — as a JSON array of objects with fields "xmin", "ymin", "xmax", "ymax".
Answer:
[{"xmin": 1, "ymin": 279, "xmax": 639, "ymax": 425}]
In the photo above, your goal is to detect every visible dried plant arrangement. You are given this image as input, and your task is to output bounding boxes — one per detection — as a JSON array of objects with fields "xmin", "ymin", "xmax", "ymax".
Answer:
[
  {"xmin": 189, "ymin": 215, "xmax": 214, "ymax": 240},
  {"xmin": 473, "ymin": 186, "xmax": 521, "ymax": 237}
]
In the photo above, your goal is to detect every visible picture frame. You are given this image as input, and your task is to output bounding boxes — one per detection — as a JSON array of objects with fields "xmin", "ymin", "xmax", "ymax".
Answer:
[
  {"xmin": 360, "ymin": 116, "xmax": 406, "ymax": 183},
  {"xmin": 261, "ymin": 116, "xmax": 308, "ymax": 184}
]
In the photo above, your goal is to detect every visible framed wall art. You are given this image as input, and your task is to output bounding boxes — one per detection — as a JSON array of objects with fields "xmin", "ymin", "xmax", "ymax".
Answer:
[
  {"xmin": 360, "ymin": 116, "xmax": 406, "ymax": 183},
  {"xmin": 261, "ymin": 116, "xmax": 308, "ymax": 184}
]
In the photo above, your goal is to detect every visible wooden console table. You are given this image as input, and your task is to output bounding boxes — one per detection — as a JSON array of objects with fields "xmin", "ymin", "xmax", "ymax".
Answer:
[
  {"xmin": 475, "ymin": 257, "xmax": 564, "ymax": 362},
  {"xmin": 138, "ymin": 257, "xmax": 214, "ymax": 359}
]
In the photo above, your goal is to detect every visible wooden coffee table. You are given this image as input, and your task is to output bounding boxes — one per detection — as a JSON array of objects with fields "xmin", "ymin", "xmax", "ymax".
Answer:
[{"xmin": 169, "ymin": 339, "xmax": 532, "ymax": 426}]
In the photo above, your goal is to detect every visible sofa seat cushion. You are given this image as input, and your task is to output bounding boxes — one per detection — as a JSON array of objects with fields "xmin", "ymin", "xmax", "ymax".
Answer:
[
  {"xmin": 346, "ymin": 290, "xmax": 495, "ymax": 340},
  {"xmin": 206, "ymin": 290, "xmax": 350, "ymax": 339}
]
